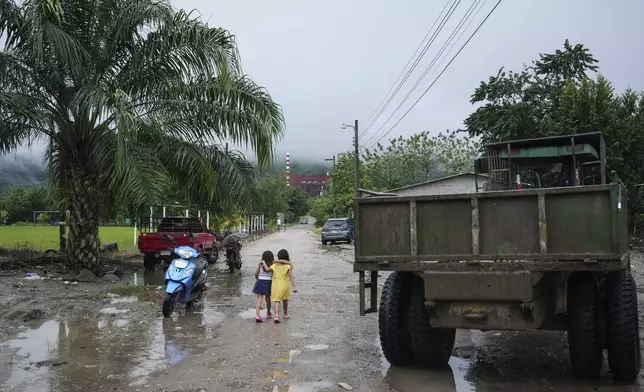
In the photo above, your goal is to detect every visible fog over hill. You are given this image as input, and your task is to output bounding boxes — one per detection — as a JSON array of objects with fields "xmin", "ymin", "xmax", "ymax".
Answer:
[
  {"xmin": 0, "ymin": 150, "xmax": 330, "ymax": 188},
  {"xmin": 0, "ymin": 153, "xmax": 47, "ymax": 188}
]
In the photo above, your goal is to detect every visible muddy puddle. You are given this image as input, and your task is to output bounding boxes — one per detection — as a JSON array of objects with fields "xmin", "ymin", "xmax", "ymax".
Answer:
[{"xmin": 0, "ymin": 290, "xmax": 226, "ymax": 391}]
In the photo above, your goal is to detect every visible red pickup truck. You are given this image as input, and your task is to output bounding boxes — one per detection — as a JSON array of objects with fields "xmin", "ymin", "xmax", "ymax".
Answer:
[{"xmin": 138, "ymin": 216, "xmax": 217, "ymax": 270}]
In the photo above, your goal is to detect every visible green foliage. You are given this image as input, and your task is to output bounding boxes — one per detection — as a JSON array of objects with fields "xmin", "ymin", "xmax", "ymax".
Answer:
[
  {"xmin": 0, "ymin": 0, "xmax": 283, "ymax": 268},
  {"xmin": 0, "ymin": 185, "xmax": 52, "ymax": 223},
  {"xmin": 253, "ymin": 175, "xmax": 290, "ymax": 223},
  {"xmin": 311, "ymin": 132, "xmax": 479, "ymax": 225},
  {"xmin": 36, "ymin": 213, "xmax": 50, "ymax": 224},
  {"xmin": 309, "ymin": 196, "xmax": 334, "ymax": 227},
  {"xmin": 462, "ymin": 39, "xmax": 644, "ymax": 234},
  {"xmin": 286, "ymin": 188, "xmax": 309, "ymax": 223}
]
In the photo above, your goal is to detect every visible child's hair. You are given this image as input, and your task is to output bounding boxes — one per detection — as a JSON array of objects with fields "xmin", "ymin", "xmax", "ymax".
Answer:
[
  {"xmin": 277, "ymin": 249, "xmax": 290, "ymax": 261},
  {"xmin": 261, "ymin": 250, "xmax": 274, "ymax": 267}
]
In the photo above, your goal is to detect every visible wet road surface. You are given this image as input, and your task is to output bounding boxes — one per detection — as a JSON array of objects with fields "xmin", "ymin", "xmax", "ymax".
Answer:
[{"xmin": 1, "ymin": 224, "xmax": 644, "ymax": 391}]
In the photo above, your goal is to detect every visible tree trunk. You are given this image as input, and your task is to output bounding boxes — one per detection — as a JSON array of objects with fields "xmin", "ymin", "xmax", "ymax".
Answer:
[{"xmin": 66, "ymin": 168, "xmax": 101, "ymax": 273}]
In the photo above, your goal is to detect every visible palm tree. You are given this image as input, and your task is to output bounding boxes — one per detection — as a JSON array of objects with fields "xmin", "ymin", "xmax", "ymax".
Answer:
[{"xmin": 0, "ymin": 0, "xmax": 284, "ymax": 272}]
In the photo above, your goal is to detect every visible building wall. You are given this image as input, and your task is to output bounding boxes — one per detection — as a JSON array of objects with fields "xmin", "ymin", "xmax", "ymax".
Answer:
[{"xmin": 394, "ymin": 175, "xmax": 486, "ymax": 197}]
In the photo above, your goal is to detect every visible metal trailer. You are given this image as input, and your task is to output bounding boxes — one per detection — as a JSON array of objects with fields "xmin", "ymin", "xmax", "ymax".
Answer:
[{"xmin": 354, "ymin": 132, "xmax": 640, "ymax": 381}]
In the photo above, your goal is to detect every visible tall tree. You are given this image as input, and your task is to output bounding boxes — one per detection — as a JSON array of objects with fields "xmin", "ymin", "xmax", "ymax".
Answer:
[
  {"xmin": 462, "ymin": 40, "xmax": 644, "ymax": 234},
  {"xmin": 0, "ymin": 0, "xmax": 283, "ymax": 272}
]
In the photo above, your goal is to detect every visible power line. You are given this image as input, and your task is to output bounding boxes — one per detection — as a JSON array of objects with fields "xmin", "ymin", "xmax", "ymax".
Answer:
[
  {"xmin": 359, "ymin": 0, "xmax": 462, "ymax": 139},
  {"xmin": 359, "ymin": 0, "xmax": 452, "ymax": 137},
  {"xmin": 369, "ymin": 0, "xmax": 504, "ymax": 148},
  {"xmin": 363, "ymin": 0, "xmax": 486, "ymax": 147}
]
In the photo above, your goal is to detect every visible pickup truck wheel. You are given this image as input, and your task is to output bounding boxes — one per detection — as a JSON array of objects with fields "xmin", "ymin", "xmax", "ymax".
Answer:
[
  {"xmin": 407, "ymin": 276, "xmax": 455, "ymax": 368},
  {"xmin": 379, "ymin": 272, "xmax": 413, "ymax": 366},
  {"xmin": 143, "ymin": 253, "xmax": 157, "ymax": 271},
  {"xmin": 606, "ymin": 270, "xmax": 641, "ymax": 382},
  {"xmin": 567, "ymin": 272, "xmax": 602, "ymax": 379}
]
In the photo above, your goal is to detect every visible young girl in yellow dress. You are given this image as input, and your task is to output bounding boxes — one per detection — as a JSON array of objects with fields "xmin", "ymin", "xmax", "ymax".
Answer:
[{"xmin": 261, "ymin": 248, "xmax": 297, "ymax": 323}]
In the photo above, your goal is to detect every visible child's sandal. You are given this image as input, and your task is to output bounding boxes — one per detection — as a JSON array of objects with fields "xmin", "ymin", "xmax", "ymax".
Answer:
[
  {"xmin": 274, "ymin": 315, "xmax": 280, "ymax": 323},
  {"xmin": 266, "ymin": 313, "xmax": 273, "ymax": 319},
  {"xmin": 255, "ymin": 316, "xmax": 263, "ymax": 323}
]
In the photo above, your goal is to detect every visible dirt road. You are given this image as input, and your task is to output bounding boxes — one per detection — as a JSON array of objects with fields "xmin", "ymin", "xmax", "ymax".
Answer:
[{"xmin": 1, "ymin": 224, "xmax": 644, "ymax": 391}]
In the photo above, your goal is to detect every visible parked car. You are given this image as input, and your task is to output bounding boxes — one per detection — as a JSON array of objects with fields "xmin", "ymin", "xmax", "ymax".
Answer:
[
  {"xmin": 321, "ymin": 218, "xmax": 354, "ymax": 245},
  {"xmin": 300, "ymin": 218, "xmax": 308, "ymax": 224},
  {"xmin": 138, "ymin": 216, "xmax": 217, "ymax": 270}
]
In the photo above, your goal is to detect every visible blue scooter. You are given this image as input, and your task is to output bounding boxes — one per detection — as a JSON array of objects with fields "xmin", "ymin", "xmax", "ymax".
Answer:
[{"xmin": 162, "ymin": 239, "xmax": 208, "ymax": 317}]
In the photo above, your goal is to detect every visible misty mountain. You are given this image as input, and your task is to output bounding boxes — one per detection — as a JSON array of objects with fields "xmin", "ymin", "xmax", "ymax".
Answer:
[
  {"xmin": 0, "ymin": 152, "xmax": 330, "ymax": 189},
  {"xmin": 0, "ymin": 155, "xmax": 47, "ymax": 188}
]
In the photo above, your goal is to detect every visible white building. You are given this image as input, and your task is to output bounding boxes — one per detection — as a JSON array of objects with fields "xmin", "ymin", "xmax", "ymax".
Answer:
[{"xmin": 385, "ymin": 172, "xmax": 490, "ymax": 197}]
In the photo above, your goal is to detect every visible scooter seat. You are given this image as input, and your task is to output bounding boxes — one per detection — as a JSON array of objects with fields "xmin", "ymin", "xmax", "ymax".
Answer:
[{"xmin": 192, "ymin": 258, "xmax": 208, "ymax": 280}]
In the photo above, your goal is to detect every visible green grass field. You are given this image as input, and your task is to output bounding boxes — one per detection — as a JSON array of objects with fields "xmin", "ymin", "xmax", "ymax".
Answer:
[{"xmin": 0, "ymin": 226, "xmax": 138, "ymax": 251}]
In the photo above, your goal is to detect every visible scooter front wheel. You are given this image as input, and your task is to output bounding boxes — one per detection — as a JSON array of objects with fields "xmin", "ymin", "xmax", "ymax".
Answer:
[{"xmin": 163, "ymin": 292, "xmax": 178, "ymax": 317}]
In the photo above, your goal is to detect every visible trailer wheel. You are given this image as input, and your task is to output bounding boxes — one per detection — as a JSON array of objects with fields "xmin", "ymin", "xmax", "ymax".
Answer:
[
  {"xmin": 567, "ymin": 272, "xmax": 603, "ymax": 379},
  {"xmin": 379, "ymin": 272, "xmax": 413, "ymax": 366},
  {"xmin": 407, "ymin": 276, "xmax": 455, "ymax": 368},
  {"xmin": 143, "ymin": 253, "xmax": 157, "ymax": 271},
  {"xmin": 606, "ymin": 270, "xmax": 641, "ymax": 382}
]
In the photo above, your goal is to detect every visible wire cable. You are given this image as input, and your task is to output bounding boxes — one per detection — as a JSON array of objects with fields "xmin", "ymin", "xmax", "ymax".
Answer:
[
  {"xmin": 369, "ymin": 0, "xmax": 504, "ymax": 148},
  {"xmin": 362, "ymin": 0, "xmax": 486, "ymax": 147},
  {"xmin": 359, "ymin": 0, "xmax": 462, "ymax": 139},
  {"xmin": 359, "ymin": 0, "xmax": 452, "ymax": 137}
]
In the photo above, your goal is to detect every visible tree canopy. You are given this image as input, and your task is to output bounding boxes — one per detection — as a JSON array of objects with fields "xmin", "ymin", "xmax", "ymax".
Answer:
[
  {"xmin": 462, "ymin": 39, "xmax": 644, "ymax": 234},
  {"xmin": 309, "ymin": 131, "xmax": 478, "ymax": 226},
  {"xmin": 0, "ymin": 0, "xmax": 284, "ymax": 271}
]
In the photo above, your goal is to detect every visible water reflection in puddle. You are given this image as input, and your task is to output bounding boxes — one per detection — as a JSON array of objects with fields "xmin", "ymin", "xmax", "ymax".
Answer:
[
  {"xmin": 99, "ymin": 307, "xmax": 129, "ymax": 315},
  {"xmin": 305, "ymin": 344, "xmax": 329, "ymax": 351},
  {"xmin": 0, "ymin": 300, "xmax": 226, "ymax": 391},
  {"xmin": 3, "ymin": 320, "xmax": 60, "ymax": 391},
  {"xmin": 385, "ymin": 357, "xmax": 474, "ymax": 392}
]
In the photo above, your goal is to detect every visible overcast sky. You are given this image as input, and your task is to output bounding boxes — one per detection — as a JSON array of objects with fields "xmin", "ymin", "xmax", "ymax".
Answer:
[
  {"xmin": 4, "ymin": 0, "xmax": 644, "ymax": 169},
  {"xmin": 181, "ymin": 0, "xmax": 643, "ymax": 164}
]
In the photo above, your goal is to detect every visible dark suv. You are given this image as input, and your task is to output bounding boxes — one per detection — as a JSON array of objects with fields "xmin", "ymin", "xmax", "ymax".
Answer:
[{"xmin": 321, "ymin": 218, "xmax": 355, "ymax": 245}]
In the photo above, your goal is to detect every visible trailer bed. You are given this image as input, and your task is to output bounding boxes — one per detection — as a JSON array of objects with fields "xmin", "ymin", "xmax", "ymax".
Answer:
[{"xmin": 354, "ymin": 184, "xmax": 628, "ymax": 272}]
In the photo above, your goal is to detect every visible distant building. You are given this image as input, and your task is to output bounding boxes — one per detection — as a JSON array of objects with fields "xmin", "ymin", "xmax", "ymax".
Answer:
[{"xmin": 279, "ymin": 174, "xmax": 328, "ymax": 196}]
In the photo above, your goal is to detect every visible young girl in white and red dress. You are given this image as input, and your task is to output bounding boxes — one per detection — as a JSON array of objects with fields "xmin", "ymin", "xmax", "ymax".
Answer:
[{"xmin": 253, "ymin": 250, "xmax": 274, "ymax": 322}]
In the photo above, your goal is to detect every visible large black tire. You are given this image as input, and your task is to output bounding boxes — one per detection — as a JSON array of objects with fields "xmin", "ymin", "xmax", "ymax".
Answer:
[
  {"xmin": 407, "ymin": 276, "xmax": 455, "ymax": 368},
  {"xmin": 322, "ymin": 240, "xmax": 327, "ymax": 245},
  {"xmin": 143, "ymin": 253, "xmax": 157, "ymax": 271},
  {"xmin": 567, "ymin": 272, "xmax": 603, "ymax": 379},
  {"xmin": 606, "ymin": 270, "xmax": 641, "ymax": 382},
  {"xmin": 162, "ymin": 292, "xmax": 178, "ymax": 317},
  {"xmin": 346, "ymin": 237, "xmax": 352, "ymax": 245},
  {"xmin": 228, "ymin": 253, "xmax": 236, "ymax": 273},
  {"xmin": 379, "ymin": 272, "xmax": 413, "ymax": 366}
]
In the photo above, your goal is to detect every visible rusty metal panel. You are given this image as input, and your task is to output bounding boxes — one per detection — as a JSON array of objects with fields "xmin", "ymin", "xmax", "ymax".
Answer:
[
  {"xmin": 618, "ymin": 191, "xmax": 629, "ymax": 254},
  {"xmin": 416, "ymin": 199, "xmax": 472, "ymax": 255},
  {"xmin": 429, "ymin": 297, "xmax": 552, "ymax": 330},
  {"xmin": 357, "ymin": 202, "xmax": 410, "ymax": 257},
  {"xmin": 546, "ymin": 191, "xmax": 613, "ymax": 253},
  {"xmin": 479, "ymin": 195, "xmax": 540, "ymax": 254},
  {"xmin": 423, "ymin": 271, "xmax": 532, "ymax": 301}
]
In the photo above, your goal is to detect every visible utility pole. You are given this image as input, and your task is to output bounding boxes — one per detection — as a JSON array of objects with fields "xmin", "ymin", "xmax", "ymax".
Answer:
[
  {"xmin": 324, "ymin": 155, "xmax": 336, "ymax": 172},
  {"xmin": 341, "ymin": 120, "xmax": 360, "ymax": 197}
]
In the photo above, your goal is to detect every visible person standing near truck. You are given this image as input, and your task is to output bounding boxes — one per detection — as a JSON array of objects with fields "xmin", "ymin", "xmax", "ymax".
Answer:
[{"xmin": 276, "ymin": 218, "xmax": 282, "ymax": 232}]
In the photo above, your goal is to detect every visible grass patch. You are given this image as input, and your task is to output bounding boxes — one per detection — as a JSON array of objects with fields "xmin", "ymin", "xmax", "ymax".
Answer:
[
  {"xmin": 0, "ymin": 226, "xmax": 137, "ymax": 251},
  {"xmin": 313, "ymin": 227, "xmax": 322, "ymax": 236}
]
